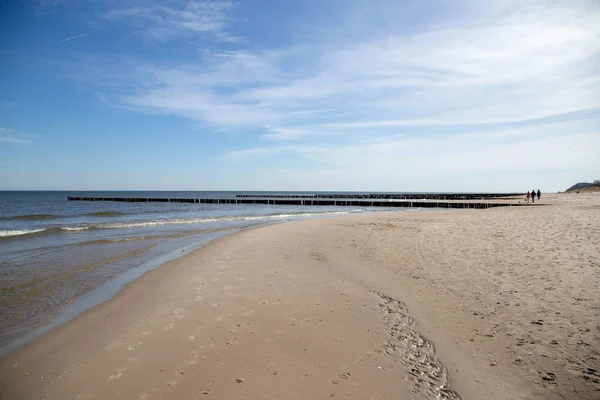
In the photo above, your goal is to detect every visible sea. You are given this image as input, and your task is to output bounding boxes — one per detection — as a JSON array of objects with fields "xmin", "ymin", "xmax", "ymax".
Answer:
[{"xmin": 0, "ymin": 191, "xmax": 406, "ymax": 355}]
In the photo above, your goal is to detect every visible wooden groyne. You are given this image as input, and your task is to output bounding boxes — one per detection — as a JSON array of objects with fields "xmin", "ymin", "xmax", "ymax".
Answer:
[
  {"xmin": 67, "ymin": 196, "xmax": 527, "ymax": 209},
  {"xmin": 235, "ymin": 193, "xmax": 521, "ymax": 201}
]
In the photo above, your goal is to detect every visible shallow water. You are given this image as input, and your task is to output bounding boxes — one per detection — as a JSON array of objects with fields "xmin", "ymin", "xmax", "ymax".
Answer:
[{"xmin": 0, "ymin": 191, "xmax": 404, "ymax": 354}]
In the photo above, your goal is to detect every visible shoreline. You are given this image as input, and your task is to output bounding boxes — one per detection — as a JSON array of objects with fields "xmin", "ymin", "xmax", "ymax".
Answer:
[
  {"xmin": 1, "ymin": 194, "xmax": 598, "ymax": 399},
  {"xmin": 0, "ymin": 208, "xmax": 379, "ymax": 357},
  {"xmin": 0, "ymin": 228, "xmax": 237, "ymax": 358}
]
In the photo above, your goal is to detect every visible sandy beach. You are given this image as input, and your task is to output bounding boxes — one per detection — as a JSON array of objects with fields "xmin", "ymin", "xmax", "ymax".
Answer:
[{"xmin": 1, "ymin": 193, "xmax": 599, "ymax": 400}]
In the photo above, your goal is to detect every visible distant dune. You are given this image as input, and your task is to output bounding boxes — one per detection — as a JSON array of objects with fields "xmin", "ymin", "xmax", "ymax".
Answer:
[
  {"xmin": 565, "ymin": 182, "xmax": 600, "ymax": 192},
  {"xmin": 576, "ymin": 185, "xmax": 600, "ymax": 193}
]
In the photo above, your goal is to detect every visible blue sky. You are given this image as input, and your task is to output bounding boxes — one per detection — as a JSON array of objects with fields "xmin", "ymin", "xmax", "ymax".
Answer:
[{"xmin": 1, "ymin": 0, "xmax": 598, "ymax": 192}]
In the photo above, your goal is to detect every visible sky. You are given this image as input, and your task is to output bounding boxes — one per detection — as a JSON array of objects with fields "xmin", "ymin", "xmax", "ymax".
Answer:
[{"xmin": 0, "ymin": 0, "xmax": 599, "ymax": 192}]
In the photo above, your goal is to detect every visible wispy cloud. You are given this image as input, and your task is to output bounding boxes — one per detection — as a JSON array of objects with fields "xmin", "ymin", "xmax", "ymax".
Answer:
[
  {"xmin": 62, "ymin": 30, "xmax": 93, "ymax": 42},
  {"xmin": 103, "ymin": 1, "xmax": 237, "ymax": 42},
  {"xmin": 95, "ymin": 0, "xmax": 599, "ymax": 134},
  {"xmin": 58, "ymin": 0, "xmax": 600, "ymax": 188},
  {"xmin": 228, "ymin": 131, "xmax": 600, "ymax": 185},
  {"xmin": 228, "ymin": 144, "xmax": 327, "ymax": 159},
  {"xmin": 0, "ymin": 128, "xmax": 32, "ymax": 144}
]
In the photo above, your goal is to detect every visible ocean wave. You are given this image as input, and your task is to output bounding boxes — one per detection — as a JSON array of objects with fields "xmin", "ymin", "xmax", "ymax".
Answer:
[
  {"xmin": 0, "ymin": 214, "xmax": 57, "ymax": 221},
  {"xmin": 0, "ymin": 209, "xmax": 362, "ymax": 239},
  {"xmin": 0, "ymin": 226, "xmax": 88, "ymax": 239},
  {"xmin": 83, "ymin": 211, "xmax": 126, "ymax": 217},
  {"xmin": 96, "ymin": 209, "xmax": 362, "ymax": 229},
  {"xmin": 60, "ymin": 226, "xmax": 91, "ymax": 231},
  {"xmin": 0, "ymin": 209, "xmax": 188, "ymax": 222},
  {"xmin": 82, "ymin": 209, "xmax": 189, "ymax": 217},
  {"xmin": 0, "ymin": 229, "xmax": 48, "ymax": 238}
]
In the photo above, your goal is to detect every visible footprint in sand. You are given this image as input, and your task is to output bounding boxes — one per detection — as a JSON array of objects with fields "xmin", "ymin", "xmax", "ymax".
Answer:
[
  {"xmin": 108, "ymin": 366, "xmax": 130, "ymax": 382},
  {"xmin": 241, "ymin": 307, "xmax": 255, "ymax": 316},
  {"xmin": 173, "ymin": 368, "xmax": 186, "ymax": 378},
  {"xmin": 285, "ymin": 314, "xmax": 298, "ymax": 322},
  {"xmin": 128, "ymin": 342, "xmax": 143, "ymax": 351},
  {"xmin": 164, "ymin": 323, "xmax": 174, "ymax": 331},
  {"xmin": 105, "ymin": 337, "xmax": 127, "ymax": 350},
  {"xmin": 185, "ymin": 350, "xmax": 199, "ymax": 367},
  {"xmin": 541, "ymin": 372, "xmax": 557, "ymax": 383},
  {"xmin": 173, "ymin": 308, "xmax": 184, "ymax": 315}
]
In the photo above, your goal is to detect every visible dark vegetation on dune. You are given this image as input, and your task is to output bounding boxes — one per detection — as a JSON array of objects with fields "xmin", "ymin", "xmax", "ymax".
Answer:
[{"xmin": 565, "ymin": 180, "xmax": 600, "ymax": 192}]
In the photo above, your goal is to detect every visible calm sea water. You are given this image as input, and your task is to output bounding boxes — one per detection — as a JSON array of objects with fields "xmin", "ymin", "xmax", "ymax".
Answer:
[{"xmin": 0, "ymin": 191, "xmax": 405, "ymax": 354}]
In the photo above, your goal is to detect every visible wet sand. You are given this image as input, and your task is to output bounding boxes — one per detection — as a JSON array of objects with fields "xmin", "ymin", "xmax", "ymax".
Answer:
[{"xmin": 1, "ymin": 193, "xmax": 599, "ymax": 399}]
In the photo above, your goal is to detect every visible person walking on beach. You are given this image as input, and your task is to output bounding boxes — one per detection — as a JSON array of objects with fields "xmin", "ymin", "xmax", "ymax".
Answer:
[
  {"xmin": 531, "ymin": 188, "xmax": 536, "ymax": 203},
  {"xmin": 537, "ymin": 189, "xmax": 541, "ymax": 200},
  {"xmin": 526, "ymin": 191, "xmax": 531, "ymax": 203}
]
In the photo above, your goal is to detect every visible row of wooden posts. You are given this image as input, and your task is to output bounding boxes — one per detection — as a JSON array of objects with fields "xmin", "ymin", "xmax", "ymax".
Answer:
[
  {"xmin": 67, "ymin": 196, "xmax": 526, "ymax": 209},
  {"xmin": 234, "ymin": 193, "xmax": 521, "ymax": 201}
]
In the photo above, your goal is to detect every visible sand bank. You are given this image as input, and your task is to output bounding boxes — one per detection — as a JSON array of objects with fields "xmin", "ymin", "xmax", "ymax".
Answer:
[{"xmin": 1, "ymin": 193, "xmax": 598, "ymax": 399}]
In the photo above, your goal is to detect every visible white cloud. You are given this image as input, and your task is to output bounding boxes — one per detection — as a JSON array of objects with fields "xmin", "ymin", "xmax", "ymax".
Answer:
[
  {"xmin": 0, "ymin": 128, "xmax": 31, "ymax": 144},
  {"xmin": 61, "ymin": 30, "xmax": 93, "ymax": 42},
  {"xmin": 65, "ymin": 0, "xmax": 600, "ymax": 189},
  {"xmin": 227, "ymin": 130, "xmax": 600, "ymax": 191},
  {"xmin": 232, "ymin": 129, "xmax": 600, "ymax": 171},
  {"xmin": 228, "ymin": 144, "xmax": 327, "ymax": 159},
  {"xmin": 108, "ymin": 0, "xmax": 599, "ymax": 134},
  {"xmin": 104, "ymin": 1, "xmax": 237, "ymax": 42}
]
